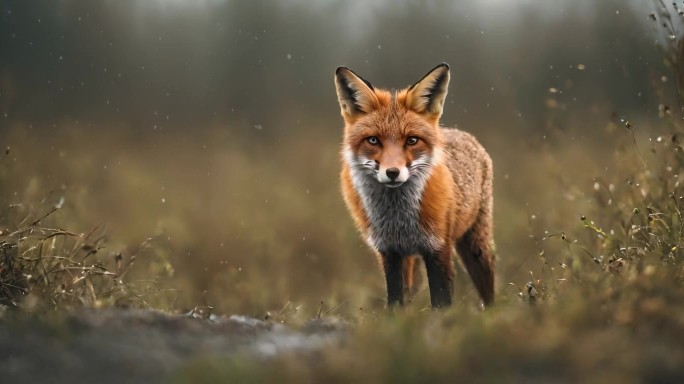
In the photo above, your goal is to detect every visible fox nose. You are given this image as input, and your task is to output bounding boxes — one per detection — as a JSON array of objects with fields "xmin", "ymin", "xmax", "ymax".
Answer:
[{"xmin": 386, "ymin": 167, "xmax": 400, "ymax": 181}]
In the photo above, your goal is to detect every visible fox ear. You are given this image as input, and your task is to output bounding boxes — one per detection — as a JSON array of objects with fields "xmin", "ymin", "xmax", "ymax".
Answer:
[
  {"xmin": 405, "ymin": 63, "xmax": 450, "ymax": 120},
  {"xmin": 335, "ymin": 67, "xmax": 379, "ymax": 122}
]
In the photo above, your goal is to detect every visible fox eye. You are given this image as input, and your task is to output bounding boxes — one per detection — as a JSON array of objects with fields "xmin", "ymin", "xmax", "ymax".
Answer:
[
  {"xmin": 367, "ymin": 136, "xmax": 380, "ymax": 145},
  {"xmin": 406, "ymin": 136, "xmax": 419, "ymax": 145}
]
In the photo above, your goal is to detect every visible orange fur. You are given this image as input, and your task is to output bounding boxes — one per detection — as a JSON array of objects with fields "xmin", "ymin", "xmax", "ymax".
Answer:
[{"xmin": 340, "ymin": 165, "xmax": 370, "ymax": 233}]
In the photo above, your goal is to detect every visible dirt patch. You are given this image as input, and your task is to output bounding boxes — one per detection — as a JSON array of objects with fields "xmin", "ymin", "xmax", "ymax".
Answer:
[{"xmin": 0, "ymin": 308, "xmax": 347, "ymax": 384}]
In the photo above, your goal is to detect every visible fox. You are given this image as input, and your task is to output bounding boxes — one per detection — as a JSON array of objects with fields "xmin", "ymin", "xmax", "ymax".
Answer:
[{"xmin": 334, "ymin": 63, "xmax": 495, "ymax": 308}]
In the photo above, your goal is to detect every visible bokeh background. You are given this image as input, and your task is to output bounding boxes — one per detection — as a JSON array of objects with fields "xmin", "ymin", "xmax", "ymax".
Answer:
[{"xmin": 0, "ymin": 0, "xmax": 677, "ymax": 314}]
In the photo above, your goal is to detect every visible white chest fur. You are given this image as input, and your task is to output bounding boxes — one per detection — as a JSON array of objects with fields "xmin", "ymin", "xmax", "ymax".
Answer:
[{"xmin": 350, "ymin": 168, "xmax": 441, "ymax": 255}]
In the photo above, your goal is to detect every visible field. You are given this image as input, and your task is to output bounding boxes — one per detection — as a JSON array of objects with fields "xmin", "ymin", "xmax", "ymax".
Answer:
[{"xmin": 1, "ymin": 1, "xmax": 684, "ymax": 383}]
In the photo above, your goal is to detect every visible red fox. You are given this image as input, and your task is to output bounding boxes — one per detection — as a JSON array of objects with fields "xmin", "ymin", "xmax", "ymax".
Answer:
[{"xmin": 334, "ymin": 63, "xmax": 495, "ymax": 308}]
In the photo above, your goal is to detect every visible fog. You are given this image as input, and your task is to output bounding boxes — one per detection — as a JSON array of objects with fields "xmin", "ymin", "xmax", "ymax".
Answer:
[{"xmin": 1, "ymin": 1, "xmax": 668, "ymax": 132}]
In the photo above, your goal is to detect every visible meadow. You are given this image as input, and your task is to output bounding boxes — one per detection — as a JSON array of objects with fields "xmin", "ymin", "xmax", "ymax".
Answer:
[
  {"xmin": 1, "ymin": 1, "xmax": 683, "ymax": 382},
  {"xmin": 2, "ymin": 97, "xmax": 683, "ymax": 383}
]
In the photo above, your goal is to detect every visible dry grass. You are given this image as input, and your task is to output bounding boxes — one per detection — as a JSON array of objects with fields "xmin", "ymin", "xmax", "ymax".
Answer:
[
  {"xmin": 0, "ymin": 190, "xmax": 170, "ymax": 311},
  {"xmin": 171, "ymin": 119, "xmax": 684, "ymax": 382},
  {"xmin": 1, "ymin": 106, "xmax": 683, "ymax": 382}
]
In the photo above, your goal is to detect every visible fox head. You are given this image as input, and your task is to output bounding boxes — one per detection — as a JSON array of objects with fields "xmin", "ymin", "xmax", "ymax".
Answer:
[{"xmin": 335, "ymin": 63, "xmax": 450, "ymax": 188}]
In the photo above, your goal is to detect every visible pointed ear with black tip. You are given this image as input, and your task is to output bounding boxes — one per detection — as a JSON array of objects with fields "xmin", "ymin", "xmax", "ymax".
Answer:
[
  {"xmin": 405, "ymin": 63, "xmax": 450, "ymax": 121},
  {"xmin": 335, "ymin": 67, "xmax": 379, "ymax": 123}
]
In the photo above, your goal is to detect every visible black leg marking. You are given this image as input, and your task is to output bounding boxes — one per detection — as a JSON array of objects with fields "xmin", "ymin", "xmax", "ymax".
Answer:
[
  {"xmin": 382, "ymin": 251, "xmax": 405, "ymax": 307},
  {"xmin": 422, "ymin": 249, "xmax": 454, "ymax": 309}
]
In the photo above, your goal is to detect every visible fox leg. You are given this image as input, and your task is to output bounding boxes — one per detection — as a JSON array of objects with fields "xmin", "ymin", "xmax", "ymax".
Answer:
[
  {"xmin": 422, "ymin": 247, "xmax": 454, "ymax": 308},
  {"xmin": 381, "ymin": 251, "xmax": 405, "ymax": 307},
  {"xmin": 456, "ymin": 210, "xmax": 496, "ymax": 307},
  {"xmin": 402, "ymin": 256, "xmax": 421, "ymax": 301}
]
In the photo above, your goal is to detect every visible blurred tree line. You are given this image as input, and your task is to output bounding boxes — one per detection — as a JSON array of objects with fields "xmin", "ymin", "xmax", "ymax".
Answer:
[{"xmin": 0, "ymin": 0, "xmax": 669, "ymax": 140}]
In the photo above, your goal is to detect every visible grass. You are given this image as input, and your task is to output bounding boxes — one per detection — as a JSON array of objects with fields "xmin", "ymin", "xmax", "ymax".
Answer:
[
  {"xmin": 169, "ymin": 118, "xmax": 684, "ymax": 383},
  {"xmin": 1, "ymin": 109, "xmax": 682, "ymax": 382},
  {"xmin": 0, "ymin": 190, "xmax": 167, "ymax": 311},
  {"xmin": 0, "ymin": 142, "xmax": 175, "ymax": 312}
]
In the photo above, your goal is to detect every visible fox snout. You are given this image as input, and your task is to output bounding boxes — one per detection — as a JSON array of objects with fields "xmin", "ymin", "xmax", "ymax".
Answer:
[
  {"xmin": 374, "ymin": 142, "xmax": 411, "ymax": 187},
  {"xmin": 377, "ymin": 166, "xmax": 409, "ymax": 187}
]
